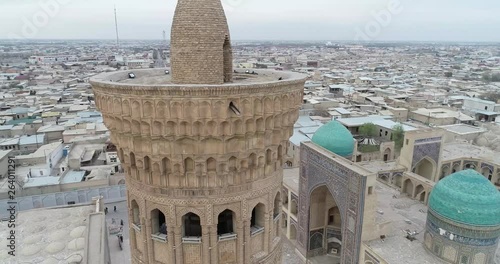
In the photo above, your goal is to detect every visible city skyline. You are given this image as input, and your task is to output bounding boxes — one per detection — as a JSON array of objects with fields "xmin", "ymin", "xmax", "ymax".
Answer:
[
  {"xmin": 1, "ymin": 0, "xmax": 500, "ymax": 261},
  {"xmin": 1, "ymin": 0, "xmax": 500, "ymax": 42}
]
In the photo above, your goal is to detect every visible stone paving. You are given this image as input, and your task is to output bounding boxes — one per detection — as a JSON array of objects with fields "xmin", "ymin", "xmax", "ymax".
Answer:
[{"xmin": 104, "ymin": 201, "xmax": 131, "ymax": 264}]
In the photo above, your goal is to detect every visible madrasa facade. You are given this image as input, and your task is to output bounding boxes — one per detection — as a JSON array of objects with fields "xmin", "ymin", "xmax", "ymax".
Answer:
[{"xmin": 282, "ymin": 122, "xmax": 500, "ymax": 264}]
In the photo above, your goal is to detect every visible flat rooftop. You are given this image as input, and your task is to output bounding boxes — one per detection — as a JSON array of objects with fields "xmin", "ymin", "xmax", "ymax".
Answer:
[
  {"xmin": 23, "ymin": 176, "xmax": 60, "ymax": 188},
  {"xmin": 0, "ymin": 204, "xmax": 94, "ymax": 264},
  {"xmin": 0, "ymin": 164, "xmax": 50, "ymax": 194},
  {"xmin": 358, "ymin": 160, "xmax": 406, "ymax": 174},
  {"xmin": 441, "ymin": 142, "xmax": 500, "ymax": 165},
  {"xmin": 0, "ymin": 149, "xmax": 11, "ymax": 160},
  {"xmin": 412, "ymin": 108, "xmax": 475, "ymax": 121},
  {"xmin": 439, "ymin": 124, "xmax": 487, "ymax": 135},
  {"xmin": 60, "ymin": 170, "xmax": 85, "ymax": 184},
  {"xmin": 336, "ymin": 115, "xmax": 393, "ymax": 127},
  {"xmin": 283, "ymin": 168, "xmax": 300, "ymax": 194},
  {"xmin": 16, "ymin": 141, "xmax": 62, "ymax": 160},
  {"xmin": 92, "ymin": 68, "xmax": 306, "ymax": 86},
  {"xmin": 372, "ymin": 119, "xmax": 418, "ymax": 131},
  {"xmin": 69, "ymin": 143, "xmax": 106, "ymax": 160}
]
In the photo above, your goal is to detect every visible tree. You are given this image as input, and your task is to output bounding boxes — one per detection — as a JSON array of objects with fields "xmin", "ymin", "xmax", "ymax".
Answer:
[
  {"xmin": 359, "ymin": 123, "xmax": 377, "ymax": 138},
  {"xmin": 493, "ymin": 73, "xmax": 500, "ymax": 82},
  {"xmin": 482, "ymin": 72, "xmax": 500, "ymax": 83},
  {"xmin": 480, "ymin": 92, "xmax": 500, "ymax": 103},
  {"xmin": 483, "ymin": 73, "xmax": 491, "ymax": 83},
  {"xmin": 392, "ymin": 124, "xmax": 405, "ymax": 152},
  {"xmin": 444, "ymin": 72, "xmax": 453, "ymax": 78}
]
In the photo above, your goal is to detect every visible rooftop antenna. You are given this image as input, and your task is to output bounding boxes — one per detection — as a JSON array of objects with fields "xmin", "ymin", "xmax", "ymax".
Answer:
[
  {"xmin": 114, "ymin": 5, "xmax": 120, "ymax": 49},
  {"xmin": 162, "ymin": 30, "xmax": 168, "ymax": 66}
]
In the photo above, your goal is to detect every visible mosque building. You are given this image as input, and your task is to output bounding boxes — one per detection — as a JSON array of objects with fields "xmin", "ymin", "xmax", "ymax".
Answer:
[
  {"xmin": 282, "ymin": 119, "xmax": 500, "ymax": 264},
  {"xmin": 424, "ymin": 169, "xmax": 500, "ymax": 264}
]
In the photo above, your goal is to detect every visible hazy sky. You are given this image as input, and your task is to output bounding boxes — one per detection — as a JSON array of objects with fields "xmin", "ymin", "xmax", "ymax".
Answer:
[{"xmin": 1, "ymin": 0, "xmax": 500, "ymax": 42}]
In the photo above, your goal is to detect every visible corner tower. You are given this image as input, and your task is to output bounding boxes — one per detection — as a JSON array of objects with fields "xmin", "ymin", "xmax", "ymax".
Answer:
[
  {"xmin": 171, "ymin": 0, "xmax": 233, "ymax": 84},
  {"xmin": 91, "ymin": 1, "xmax": 306, "ymax": 263}
]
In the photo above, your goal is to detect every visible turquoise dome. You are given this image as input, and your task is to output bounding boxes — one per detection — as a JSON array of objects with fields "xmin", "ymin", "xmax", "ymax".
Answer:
[
  {"xmin": 311, "ymin": 121, "xmax": 355, "ymax": 157},
  {"xmin": 429, "ymin": 170, "xmax": 500, "ymax": 226}
]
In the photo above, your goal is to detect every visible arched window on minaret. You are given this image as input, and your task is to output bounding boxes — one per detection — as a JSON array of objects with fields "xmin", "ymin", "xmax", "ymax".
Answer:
[
  {"xmin": 131, "ymin": 200, "xmax": 140, "ymax": 227},
  {"xmin": 250, "ymin": 203, "xmax": 265, "ymax": 235},
  {"xmin": 217, "ymin": 210, "xmax": 235, "ymax": 237},
  {"xmin": 151, "ymin": 209, "xmax": 167, "ymax": 241},
  {"xmin": 183, "ymin": 213, "xmax": 202, "ymax": 238}
]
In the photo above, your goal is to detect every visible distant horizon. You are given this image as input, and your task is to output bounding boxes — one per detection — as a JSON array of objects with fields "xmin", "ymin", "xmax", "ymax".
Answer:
[
  {"xmin": 1, "ymin": 38, "xmax": 500, "ymax": 45},
  {"xmin": 1, "ymin": 0, "xmax": 500, "ymax": 42}
]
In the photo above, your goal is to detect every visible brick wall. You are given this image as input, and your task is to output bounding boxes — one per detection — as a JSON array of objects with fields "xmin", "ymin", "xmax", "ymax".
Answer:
[
  {"xmin": 183, "ymin": 243, "xmax": 202, "ymax": 264},
  {"xmin": 153, "ymin": 240, "xmax": 169, "ymax": 263},
  {"xmin": 251, "ymin": 232, "xmax": 264, "ymax": 256},
  {"xmin": 171, "ymin": 0, "xmax": 232, "ymax": 84},
  {"xmin": 135, "ymin": 231, "xmax": 144, "ymax": 254},
  {"xmin": 218, "ymin": 239, "xmax": 237, "ymax": 263}
]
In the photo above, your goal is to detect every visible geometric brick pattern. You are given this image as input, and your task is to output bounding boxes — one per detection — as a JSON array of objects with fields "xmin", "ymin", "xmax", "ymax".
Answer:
[
  {"xmin": 411, "ymin": 141, "xmax": 441, "ymax": 170},
  {"xmin": 425, "ymin": 209, "xmax": 500, "ymax": 264},
  {"xmin": 171, "ymin": 0, "xmax": 232, "ymax": 84},
  {"xmin": 92, "ymin": 1, "xmax": 307, "ymax": 262},
  {"xmin": 93, "ymin": 76, "xmax": 304, "ymax": 263},
  {"xmin": 297, "ymin": 143, "xmax": 367, "ymax": 264}
]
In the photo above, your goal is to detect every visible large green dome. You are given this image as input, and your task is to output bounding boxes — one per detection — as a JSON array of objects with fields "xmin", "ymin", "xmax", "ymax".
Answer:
[
  {"xmin": 429, "ymin": 169, "xmax": 500, "ymax": 226},
  {"xmin": 311, "ymin": 121, "xmax": 354, "ymax": 157}
]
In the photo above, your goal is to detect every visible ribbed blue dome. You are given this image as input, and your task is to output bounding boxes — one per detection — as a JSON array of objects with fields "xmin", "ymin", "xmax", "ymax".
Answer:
[
  {"xmin": 311, "ymin": 121, "xmax": 354, "ymax": 157},
  {"xmin": 429, "ymin": 170, "xmax": 500, "ymax": 226}
]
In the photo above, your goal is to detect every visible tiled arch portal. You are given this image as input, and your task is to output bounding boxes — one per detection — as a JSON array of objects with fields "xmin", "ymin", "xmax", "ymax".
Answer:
[{"xmin": 297, "ymin": 142, "xmax": 367, "ymax": 264}]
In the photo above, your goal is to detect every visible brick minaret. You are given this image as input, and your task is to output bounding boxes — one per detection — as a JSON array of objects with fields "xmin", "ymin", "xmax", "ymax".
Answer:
[
  {"xmin": 171, "ymin": 0, "xmax": 233, "ymax": 84},
  {"xmin": 91, "ymin": 0, "xmax": 306, "ymax": 263}
]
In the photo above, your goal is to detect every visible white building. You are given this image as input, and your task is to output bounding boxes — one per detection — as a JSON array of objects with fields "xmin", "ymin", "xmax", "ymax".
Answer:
[
  {"xmin": 28, "ymin": 55, "xmax": 78, "ymax": 65},
  {"xmin": 462, "ymin": 97, "xmax": 500, "ymax": 122}
]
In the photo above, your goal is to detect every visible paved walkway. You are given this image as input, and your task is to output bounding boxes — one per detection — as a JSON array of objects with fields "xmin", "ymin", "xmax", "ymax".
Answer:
[{"xmin": 104, "ymin": 201, "xmax": 131, "ymax": 264}]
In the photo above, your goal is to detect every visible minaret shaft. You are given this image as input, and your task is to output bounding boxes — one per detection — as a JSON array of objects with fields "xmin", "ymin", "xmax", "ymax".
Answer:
[{"xmin": 171, "ymin": 0, "xmax": 233, "ymax": 84}]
